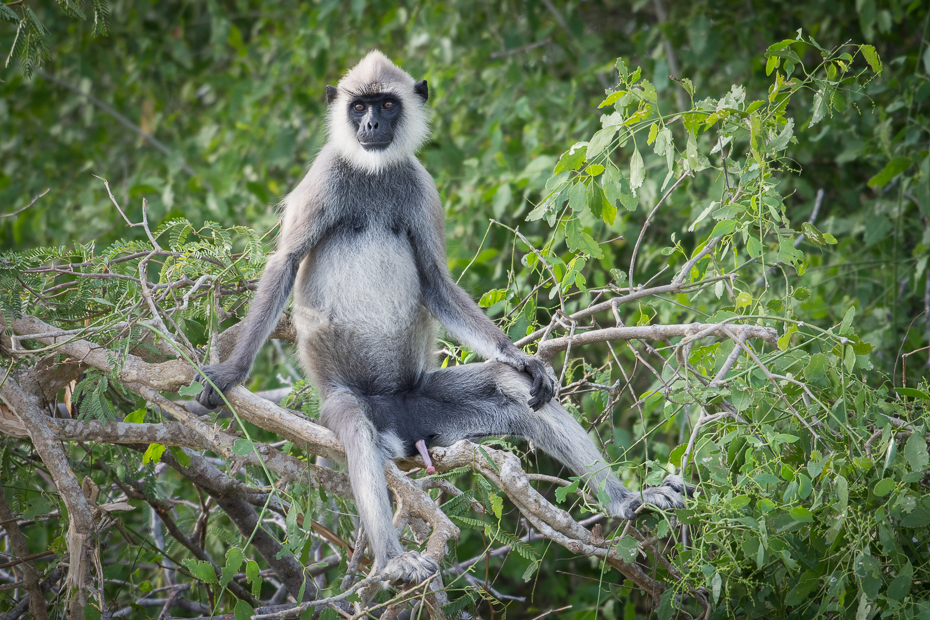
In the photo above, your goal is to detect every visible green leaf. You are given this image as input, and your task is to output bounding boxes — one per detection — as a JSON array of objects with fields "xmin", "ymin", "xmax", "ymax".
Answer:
[
  {"xmin": 768, "ymin": 39, "xmax": 796, "ymax": 52},
  {"xmin": 867, "ymin": 156, "xmax": 911, "ymax": 187},
  {"xmin": 168, "ymin": 446, "xmax": 191, "ymax": 467},
  {"xmin": 873, "ymin": 478, "xmax": 895, "ymax": 497},
  {"xmin": 568, "ymin": 182, "xmax": 587, "ymax": 212},
  {"xmin": 765, "ymin": 54, "xmax": 779, "ymax": 76},
  {"xmin": 478, "ymin": 289, "xmax": 507, "ymax": 308},
  {"xmin": 778, "ymin": 324, "xmax": 797, "ymax": 350},
  {"xmin": 728, "ymin": 495, "xmax": 751, "ymax": 510},
  {"xmin": 246, "ymin": 560, "xmax": 261, "ymax": 598},
  {"xmin": 184, "ymin": 559, "xmax": 218, "ymax": 584},
  {"xmin": 600, "ymin": 192, "xmax": 617, "ymax": 225},
  {"xmin": 565, "ymin": 219, "xmax": 603, "ymax": 258},
  {"xmin": 554, "ymin": 478, "xmax": 580, "ymax": 503},
  {"xmin": 221, "ymin": 547, "xmax": 244, "ymax": 586},
  {"xmin": 897, "ymin": 387, "xmax": 930, "ymax": 400},
  {"xmin": 810, "ymin": 90, "xmax": 827, "ymax": 127},
  {"xmin": 123, "ymin": 408, "xmax": 146, "ymax": 424},
  {"xmin": 179, "ymin": 382, "xmax": 203, "ymax": 397},
  {"xmin": 647, "ymin": 123, "xmax": 658, "ymax": 145},
  {"xmin": 554, "ymin": 142, "xmax": 588, "ymax": 174},
  {"xmin": 839, "ymin": 306, "xmax": 856, "ymax": 335},
  {"xmin": 142, "ymin": 443, "xmax": 166, "ymax": 465},
  {"xmin": 785, "ymin": 570, "xmax": 820, "ymax": 606},
  {"xmin": 0, "ymin": 5, "xmax": 18, "ymax": 23},
  {"xmin": 629, "ymin": 148, "xmax": 645, "ymax": 192},
  {"xmin": 587, "ymin": 127, "xmax": 617, "ymax": 159},
  {"xmin": 844, "ymin": 345, "xmax": 856, "ymax": 373},
  {"xmin": 887, "ymin": 572, "xmax": 912, "ymax": 602},
  {"xmin": 614, "ymin": 536, "xmax": 639, "ymax": 563},
  {"xmin": 709, "ymin": 219, "xmax": 737, "ymax": 238},
  {"xmin": 234, "ymin": 600, "xmax": 254, "ymax": 620},
  {"xmin": 767, "ymin": 118, "xmax": 794, "ymax": 152},
  {"xmin": 655, "ymin": 127, "xmax": 674, "ymax": 170},
  {"xmin": 598, "ymin": 90, "xmax": 625, "ymax": 108},
  {"xmin": 905, "ymin": 433, "xmax": 929, "ymax": 472},
  {"xmin": 901, "ymin": 505, "xmax": 930, "ymax": 528},
  {"xmin": 487, "ymin": 492, "xmax": 503, "ymax": 519},
  {"xmin": 860, "ymin": 44, "xmax": 882, "ymax": 74},
  {"xmin": 586, "ymin": 183, "xmax": 603, "ymax": 219},
  {"xmin": 788, "ymin": 506, "xmax": 814, "ymax": 522},
  {"xmin": 232, "ymin": 439, "xmax": 255, "ymax": 456}
]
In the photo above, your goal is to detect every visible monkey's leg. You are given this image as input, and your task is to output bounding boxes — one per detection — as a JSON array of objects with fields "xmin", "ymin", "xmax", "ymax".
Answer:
[
  {"xmin": 320, "ymin": 391, "xmax": 438, "ymax": 584},
  {"xmin": 421, "ymin": 363, "xmax": 689, "ymax": 519}
]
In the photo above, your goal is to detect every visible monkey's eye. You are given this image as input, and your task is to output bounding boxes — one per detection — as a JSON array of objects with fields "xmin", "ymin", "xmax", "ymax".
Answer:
[
  {"xmin": 383, "ymin": 101, "xmax": 395, "ymax": 110},
  {"xmin": 353, "ymin": 102, "xmax": 365, "ymax": 111}
]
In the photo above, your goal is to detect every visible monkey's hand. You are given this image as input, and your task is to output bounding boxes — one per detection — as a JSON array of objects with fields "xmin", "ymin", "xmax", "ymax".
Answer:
[
  {"xmin": 381, "ymin": 551, "xmax": 439, "ymax": 585},
  {"xmin": 195, "ymin": 363, "xmax": 250, "ymax": 410},
  {"xmin": 498, "ymin": 350, "xmax": 555, "ymax": 411}
]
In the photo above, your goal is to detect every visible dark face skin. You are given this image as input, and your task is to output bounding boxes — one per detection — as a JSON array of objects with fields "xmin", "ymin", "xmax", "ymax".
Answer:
[{"xmin": 349, "ymin": 94, "xmax": 401, "ymax": 151}]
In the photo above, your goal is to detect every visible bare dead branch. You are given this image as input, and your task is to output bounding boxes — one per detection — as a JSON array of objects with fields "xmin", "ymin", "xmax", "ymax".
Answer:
[{"xmin": 537, "ymin": 322, "xmax": 777, "ymax": 362}]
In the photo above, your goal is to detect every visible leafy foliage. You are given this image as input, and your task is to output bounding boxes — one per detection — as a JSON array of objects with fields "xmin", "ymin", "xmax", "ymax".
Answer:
[{"xmin": 2, "ymin": 2, "xmax": 930, "ymax": 619}]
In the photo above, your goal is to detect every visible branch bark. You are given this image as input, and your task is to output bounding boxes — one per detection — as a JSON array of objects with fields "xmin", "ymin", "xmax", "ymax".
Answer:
[{"xmin": 0, "ymin": 378, "xmax": 95, "ymax": 620}]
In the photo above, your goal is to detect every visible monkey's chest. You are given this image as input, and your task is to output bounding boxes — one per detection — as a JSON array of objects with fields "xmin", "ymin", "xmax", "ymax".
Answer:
[{"xmin": 295, "ymin": 226, "xmax": 426, "ymax": 332}]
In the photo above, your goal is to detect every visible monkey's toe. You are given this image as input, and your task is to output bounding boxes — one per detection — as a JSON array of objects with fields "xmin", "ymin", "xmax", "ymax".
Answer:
[
  {"xmin": 640, "ymin": 484, "xmax": 686, "ymax": 511},
  {"xmin": 608, "ymin": 481, "xmax": 690, "ymax": 520},
  {"xmin": 608, "ymin": 496, "xmax": 642, "ymax": 520},
  {"xmin": 660, "ymin": 474, "xmax": 695, "ymax": 498},
  {"xmin": 195, "ymin": 385, "xmax": 223, "ymax": 410},
  {"xmin": 381, "ymin": 551, "xmax": 439, "ymax": 586}
]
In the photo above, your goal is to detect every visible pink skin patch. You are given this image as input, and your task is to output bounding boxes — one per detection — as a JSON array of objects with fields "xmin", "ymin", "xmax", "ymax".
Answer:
[{"xmin": 415, "ymin": 439, "xmax": 435, "ymax": 474}]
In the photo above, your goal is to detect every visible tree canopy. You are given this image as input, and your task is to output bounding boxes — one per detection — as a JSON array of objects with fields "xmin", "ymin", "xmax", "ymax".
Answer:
[{"xmin": 1, "ymin": 1, "xmax": 929, "ymax": 619}]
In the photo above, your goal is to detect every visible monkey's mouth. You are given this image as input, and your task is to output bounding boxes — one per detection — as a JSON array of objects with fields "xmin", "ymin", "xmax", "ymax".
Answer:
[{"xmin": 358, "ymin": 139, "xmax": 392, "ymax": 151}]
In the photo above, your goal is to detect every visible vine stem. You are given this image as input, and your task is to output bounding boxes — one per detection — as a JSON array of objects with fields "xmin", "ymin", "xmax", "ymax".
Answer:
[{"xmin": 628, "ymin": 172, "xmax": 692, "ymax": 290}]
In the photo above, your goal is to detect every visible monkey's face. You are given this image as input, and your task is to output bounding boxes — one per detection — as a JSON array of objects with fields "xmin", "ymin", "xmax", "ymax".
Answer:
[{"xmin": 348, "ymin": 94, "xmax": 401, "ymax": 151}]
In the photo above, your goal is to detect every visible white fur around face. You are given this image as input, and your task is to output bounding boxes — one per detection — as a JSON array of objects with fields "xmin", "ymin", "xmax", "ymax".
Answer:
[{"xmin": 326, "ymin": 51, "xmax": 431, "ymax": 174}]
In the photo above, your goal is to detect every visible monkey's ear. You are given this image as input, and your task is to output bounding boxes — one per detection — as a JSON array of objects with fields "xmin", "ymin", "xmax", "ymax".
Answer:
[
  {"xmin": 414, "ymin": 80, "xmax": 428, "ymax": 102},
  {"xmin": 326, "ymin": 85, "xmax": 338, "ymax": 105}
]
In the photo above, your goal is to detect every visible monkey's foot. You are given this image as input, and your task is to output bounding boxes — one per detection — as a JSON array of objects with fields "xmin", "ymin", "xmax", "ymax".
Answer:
[
  {"xmin": 381, "ymin": 551, "xmax": 439, "ymax": 585},
  {"xmin": 608, "ymin": 475, "xmax": 694, "ymax": 520}
]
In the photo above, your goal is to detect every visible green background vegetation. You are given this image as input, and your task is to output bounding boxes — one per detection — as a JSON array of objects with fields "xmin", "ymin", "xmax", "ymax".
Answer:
[{"xmin": 1, "ymin": 1, "xmax": 929, "ymax": 618}]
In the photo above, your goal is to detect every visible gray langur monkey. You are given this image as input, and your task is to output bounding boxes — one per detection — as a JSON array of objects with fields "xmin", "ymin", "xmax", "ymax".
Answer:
[{"xmin": 196, "ymin": 51, "xmax": 690, "ymax": 585}]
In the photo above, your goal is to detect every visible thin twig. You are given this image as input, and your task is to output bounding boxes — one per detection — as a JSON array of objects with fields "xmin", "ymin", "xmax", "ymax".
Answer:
[
  {"xmin": 1, "ymin": 189, "xmax": 49, "ymax": 219},
  {"xmin": 629, "ymin": 172, "xmax": 691, "ymax": 290}
]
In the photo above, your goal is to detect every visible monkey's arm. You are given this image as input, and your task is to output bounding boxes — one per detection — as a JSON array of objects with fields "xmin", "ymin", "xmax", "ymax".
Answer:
[
  {"xmin": 196, "ymin": 252, "xmax": 304, "ymax": 408},
  {"xmin": 196, "ymin": 176, "xmax": 330, "ymax": 409},
  {"xmin": 409, "ymin": 191, "xmax": 554, "ymax": 410}
]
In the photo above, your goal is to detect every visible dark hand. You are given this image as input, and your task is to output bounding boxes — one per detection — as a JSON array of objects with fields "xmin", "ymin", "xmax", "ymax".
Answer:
[
  {"xmin": 195, "ymin": 363, "xmax": 249, "ymax": 409},
  {"xmin": 522, "ymin": 356, "xmax": 555, "ymax": 410}
]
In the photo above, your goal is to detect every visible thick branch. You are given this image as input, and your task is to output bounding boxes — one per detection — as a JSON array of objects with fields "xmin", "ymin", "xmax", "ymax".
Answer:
[
  {"xmin": 0, "ymin": 378, "xmax": 96, "ymax": 620},
  {"xmin": 537, "ymin": 323, "xmax": 777, "ymax": 362}
]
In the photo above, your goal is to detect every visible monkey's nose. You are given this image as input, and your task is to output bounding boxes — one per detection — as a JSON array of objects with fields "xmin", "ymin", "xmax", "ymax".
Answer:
[{"xmin": 367, "ymin": 121, "xmax": 379, "ymax": 130}]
